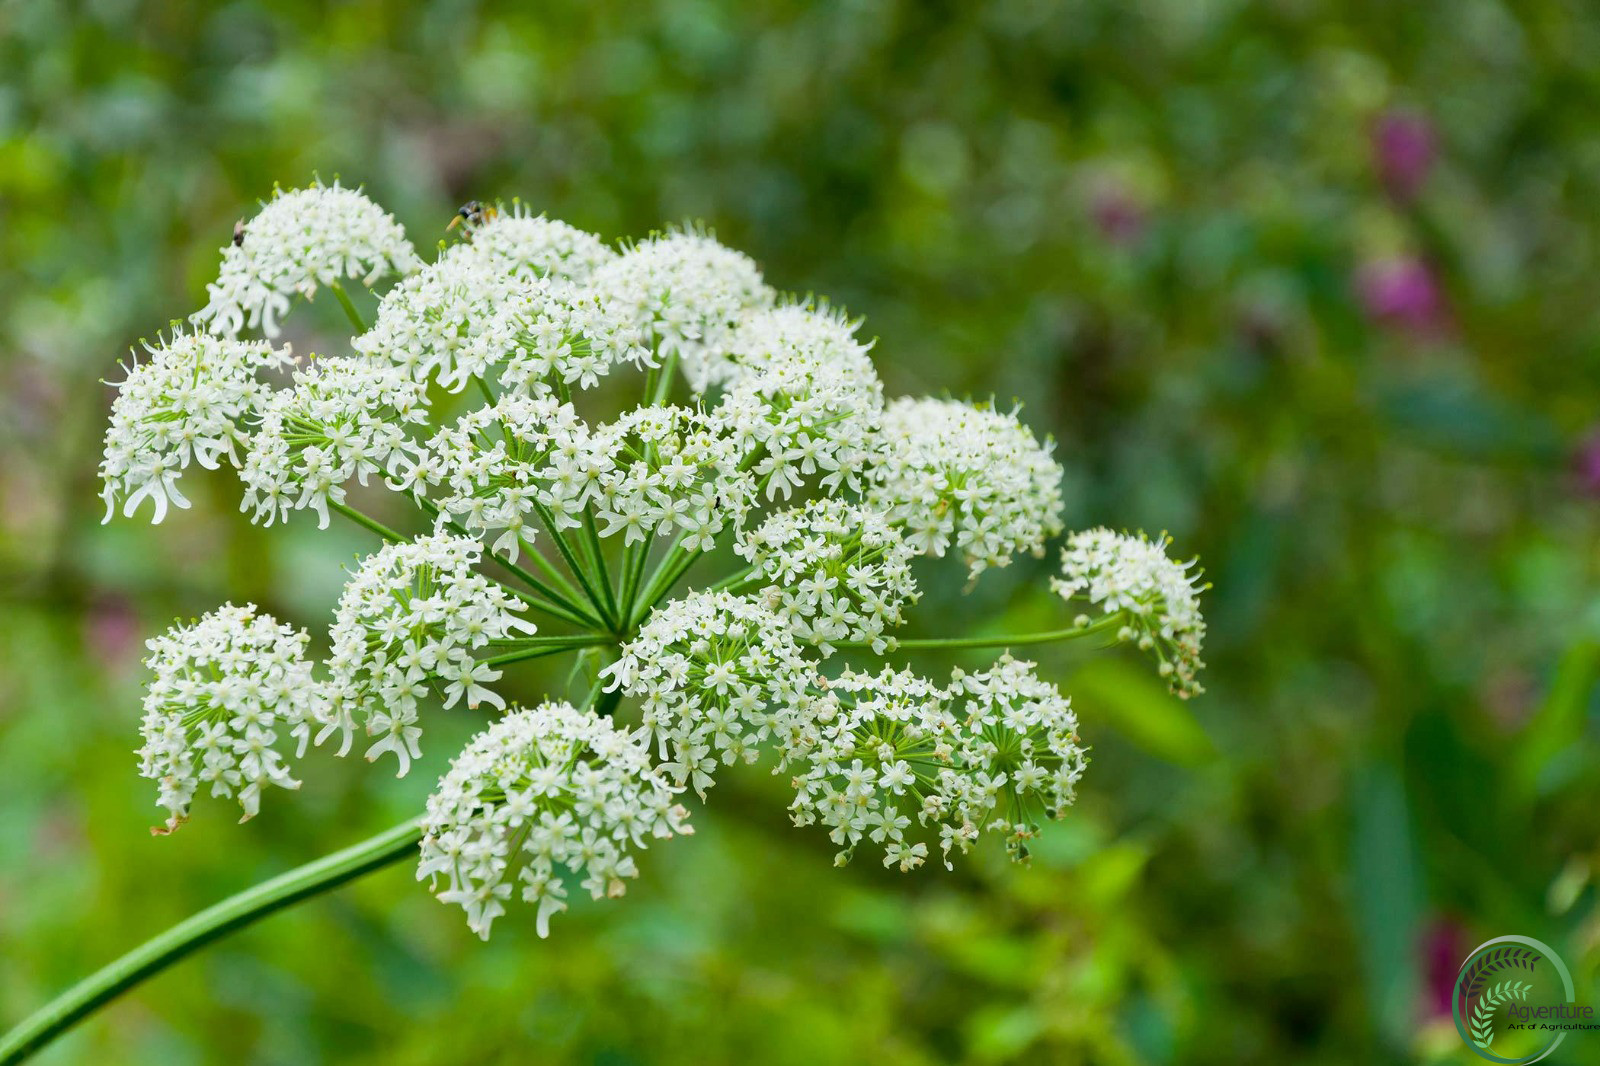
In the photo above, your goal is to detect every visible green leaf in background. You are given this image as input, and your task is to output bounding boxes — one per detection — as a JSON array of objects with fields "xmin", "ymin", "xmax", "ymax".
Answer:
[
  {"xmin": 1068, "ymin": 657, "xmax": 1215, "ymax": 766},
  {"xmin": 1511, "ymin": 636, "xmax": 1600, "ymax": 803},
  {"xmin": 1349, "ymin": 761, "xmax": 1423, "ymax": 1052}
]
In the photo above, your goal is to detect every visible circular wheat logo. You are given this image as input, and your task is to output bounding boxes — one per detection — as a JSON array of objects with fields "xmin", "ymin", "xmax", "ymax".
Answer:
[{"xmin": 1453, "ymin": 936, "xmax": 1583, "ymax": 1063}]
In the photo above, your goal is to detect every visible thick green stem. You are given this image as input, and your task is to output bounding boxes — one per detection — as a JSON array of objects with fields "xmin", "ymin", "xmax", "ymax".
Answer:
[
  {"xmin": 849, "ymin": 614, "xmax": 1125, "ymax": 652},
  {"xmin": 530, "ymin": 502, "xmax": 615, "ymax": 628},
  {"xmin": 329, "ymin": 499, "xmax": 406, "ymax": 543},
  {"xmin": 649, "ymin": 350, "xmax": 678, "ymax": 407},
  {"xmin": 329, "ymin": 282, "xmax": 368, "ymax": 333},
  {"xmin": 0, "ymin": 820, "xmax": 423, "ymax": 1066},
  {"xmin": 617, "ymin": 538, "xmax": 654, "ymax": 629},
  {"xmin": 579, "ymin": 508, "xmax": 620, "ymax": 627},
  {"xmin": 485, "ymin": 636, "xmax": 613, "ymax": 667},
  {"xmin": 414, "ymin": 499, "xmax": 604, "ymax": 629}
]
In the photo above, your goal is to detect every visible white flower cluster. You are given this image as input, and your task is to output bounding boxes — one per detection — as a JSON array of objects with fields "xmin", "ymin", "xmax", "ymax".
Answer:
[
  {"xmin": 105, "ymin": 183, "xmax": 1215, "ymax": 940},
  {"xmin": 239, "ymin": 356, "xmax": 428, "ymax": 528},
  {"xmin": 723, "ymin": 302, "xmax": 875, "ymax": 386},
  {"xmin": 404, "ymin": 393, "xmax": 590, "ymax": 559},
  {"xmin": 490, "ymin": 281, "xmax": 654, "ymax": 395},
  {"xmin": 586, "ymin": 406, "xmax": 755, "ymax": 551},
  {"xmin": 418, "ymin": 701, "xmax": 691, "ymax": 939},
  {"xmin": 591, "ymin": 230, "xmax": 774, "ymax": 392},
  {"xmin": 605, "ymin": 591, "xmax": 812, "ymax": 797},
  {"xmin": 453, "ymin": 206, "xmax": 617, "ymax": 282},
  {"xmin": 137, "ymin": 604, "xmax": 320, "ymax": 832},
  {"xmin": 868, "ymin": 397, "xmax": 1065, "ymax": 577},
  {"xmin": 350, "ymin": 242, "xmax": 524, "ymax": 391},
  {"xmin": 326, "ymin": 533, "xmax": 536, "ymax": 775},
  {"xmin": 715, "ymin": 309, "xmax": 883, "ymax": 499},
  {"xmin": 737, "ymin": 499, "xmax": 918, "ymax": 655},
  {"xmin": 1053, "ymin": 528, "xmax": 1207, "ymax": 698},
  {"xmin": 100, "ymin": 330, "xmax": 293, "ymax": 524},
  {"xmin": 354, "ymin": 222, "xmax": 637, "ymax": 395},
  {"xmin": 194, "ymin": 180, "xmax": 422, "ymax": 338},
  {"xmin": 779, "ymin": 655, "xmax": 1087, "ymax": 870}
]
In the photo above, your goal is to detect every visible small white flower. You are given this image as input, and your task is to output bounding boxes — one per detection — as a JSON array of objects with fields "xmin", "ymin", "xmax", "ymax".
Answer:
[
  {"xmin": 1052, "ymin": 528, "xmax": 1207, "ymax": 698},
  {"xmin": 867, "ymin": 397, "xmax": 1065, "ymax": 578},
  {"xmin": 100, "ymin": 330, "xmax": 294, "ymax": 524},
  {"xmin": 137, "ymin": 603, "xmax": 323, "ymax": 832},
  {"xmin": 452, "ymin": 205, "xmax": 616, "ymax": 283},
  {"xmin": 193, "ymin": 180, "xmax": 422, "ymax": 338},
  {"xmin": 605, "ymin": 590, "xmax": 813, "ymax": 798},
  {"xmin": 778, "ymin": 655, "xmax": 1086, "ymax": 869},
  {"xmin": 418, "ymin": 700, "xmax": 692, "ymax": 939},
  {"xmin": 589, "ymin": 229, "xmax": 774, "ymax": 393},
  {"xmin": 736, "ymin": 498, "xmax": 918, "ymax": 656},
  {"xmin": 325, "ymin": 533, "xmax": 535, "ymax": 774}
]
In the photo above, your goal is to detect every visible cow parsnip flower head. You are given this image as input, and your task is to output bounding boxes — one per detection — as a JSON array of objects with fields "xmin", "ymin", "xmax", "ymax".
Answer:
[
  {"xmin": 194, "ymin": 179, "xmax": 423, "ymax": 338},
  {"xmin": 779, "ymin": 655, "xmax": 1085, "ymax": 870},
  {"xmin": 102, "ymin": 181, "xmax": 1210, "ymax": 940},
  {"xmin": 451, "ymin": 204, "xmax": 617, "ymax": 283},
  {"xmin": 239, "ymin": 355, "xmax": 428, "ymax": 528},
  {"xmin": 604, "ymin": 590, "xmax": 811, "ymax": 798},
  {"xmin": 326, "ymin": 532, "xmax": 536, "ymax": 775},
  {"xmin": 1053, "ymin": 528, "xmax": 1208, "ymax": 698},
  {"xmin": 418, "ymin": 700, "xmax": 691, "ymax": 939},
  {"xmin": 868, "ymin": 396, "xmax": 1067, "ymax": 578},
  {"xmin": 591, "ymin": 229, "xmax": 775, "ymax": 392},
  {"xmin": 138, "ymin": 603, "xmax": 322, "ymax": 833},
  {"xmin": 737, "ymin": 498, "xmax": 919, "ymax": 656},
  {"xmin": 100, "ymin": 330, "xmax": 294, "ymax": 524}
]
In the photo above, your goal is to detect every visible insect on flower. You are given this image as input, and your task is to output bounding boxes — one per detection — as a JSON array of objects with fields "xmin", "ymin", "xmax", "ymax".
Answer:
[{"xmin": 447, "ymin": 199, "xmax": 499, "ymax": 233}]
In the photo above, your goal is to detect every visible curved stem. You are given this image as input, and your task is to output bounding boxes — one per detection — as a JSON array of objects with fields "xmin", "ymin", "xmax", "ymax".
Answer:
[
  {"xmin": 705, "ymin": 564, "xmax": 758, "ymax": 594},
  {"xmin": 329, "ymin": 282, "xmax": 368, "ymax": 333},
  {"xmin": 846, "ymin": 614, "xmax": 1126, "ymax": 652},
  {"xmin": 530, "ymin": 501, "xmax": 615, "ymax": 628},
  {"xmin": 414, "ymin": 499, "xmax": 605, "ymax": 629},
  {"xmin": 485, "ymin": 636, "xmax": 613, "ymax": 667},
  {"xmin": 0, "ymin": 819, "xmax": 423, "ymax": 1066},
  {"xmin": 329, "ymin": 499, "xmax": 406, "ymax": 544}
]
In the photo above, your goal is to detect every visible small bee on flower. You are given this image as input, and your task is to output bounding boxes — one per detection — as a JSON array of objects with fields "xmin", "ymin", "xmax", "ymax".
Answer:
[{"xmin": 446, "ymin": 198, "xmax": 499, "ymax": 234}]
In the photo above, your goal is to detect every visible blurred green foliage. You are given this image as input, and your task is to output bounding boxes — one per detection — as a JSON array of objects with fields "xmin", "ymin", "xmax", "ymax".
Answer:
[{"xmin": 5, "ymin": 0, "xmax": 1600, "ymax": 1063}]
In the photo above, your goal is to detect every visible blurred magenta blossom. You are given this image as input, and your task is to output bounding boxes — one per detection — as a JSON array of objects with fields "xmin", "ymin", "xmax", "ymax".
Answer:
[
  {"xmin": 1572, "ymin": 427, "xmax": 1600, "ymax": 497},
  {"xmin": 1420, "ymin": 917, "xmax": 1469, "ymax": 1019},
  {"xmin": 1373, "ymin": 109, "xmax": 1436, "ymax": 201},
  {"xmin": 1356, "ymin": 256, "xmax": 1445, "ymax": 335},
  {"xmin": 1089, "ymin": 184, "xmax": 1147, "ymax": 245}
]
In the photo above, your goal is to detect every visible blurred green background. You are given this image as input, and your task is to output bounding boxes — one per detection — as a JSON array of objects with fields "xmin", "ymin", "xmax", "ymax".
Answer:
[{"xmin": 5, "ymin": 0, "xmax": 1600, "ymax": 1062}]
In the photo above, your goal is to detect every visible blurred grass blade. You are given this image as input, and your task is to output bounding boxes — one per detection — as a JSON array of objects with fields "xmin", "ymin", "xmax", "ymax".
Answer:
[
  {"xmin": 1068, "ymin": 658, "xmax": 1214, "ymax": 766},
  {"xmin": 1511, "ymin": 638, "xmax": 1600, "ymax": 802}
]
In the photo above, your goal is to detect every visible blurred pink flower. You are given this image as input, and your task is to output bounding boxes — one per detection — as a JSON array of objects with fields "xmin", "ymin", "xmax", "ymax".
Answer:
[
  {"xmin": 1374, "ymin": 109, "xmax": 1436, "ymax": 202},
  {"xmin": 1356, "ymin": 256, "xmax": 1445, "ymax": 335},
  {"xmin": 1090, "ymin": 185, "xmax": 1146, "ymax": 245},
  {"xmin": 85, "ymin": 594, "xmax": 141, "ymax": 672},
  {"xmin": 1420, "ymin": 917, "xmax": 1469, "ymax": 1019},
  {"xmin": 1572, "ymin": 427, "xmax": 1600, "ymax": 497}
]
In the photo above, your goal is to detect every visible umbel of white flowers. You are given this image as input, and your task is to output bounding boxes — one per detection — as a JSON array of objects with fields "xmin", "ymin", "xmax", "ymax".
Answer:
[{"xmin": 104, "ymin": 180, "xmax": 1208, "ymax": 939}]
